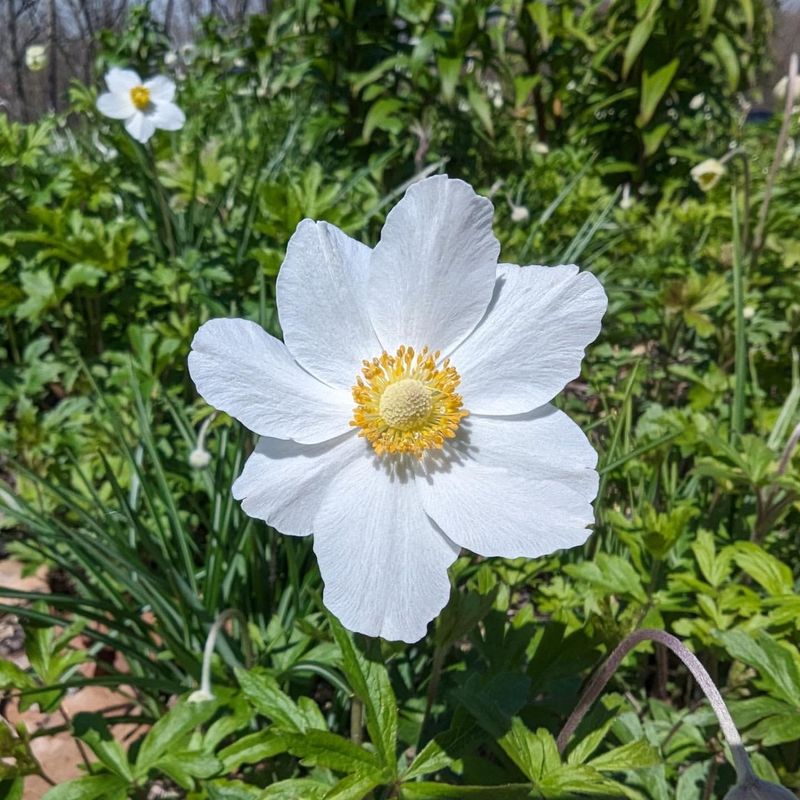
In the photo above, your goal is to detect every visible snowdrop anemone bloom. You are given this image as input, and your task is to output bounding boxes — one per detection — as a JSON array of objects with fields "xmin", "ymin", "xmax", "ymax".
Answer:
[
  {"xmin": 188, "ymin": 176, "xmax": 607, "ymax": 642},
  {"xmin": 25, "ymin": 45, "xmax": 47, "ymax": 72},
  {"xmin": 96, "ymin": 68, "xmax": 185, "ymax": 144},
  {"xmin": 690, "ymin": 158, "xmax": 726, "ymax": 192}
]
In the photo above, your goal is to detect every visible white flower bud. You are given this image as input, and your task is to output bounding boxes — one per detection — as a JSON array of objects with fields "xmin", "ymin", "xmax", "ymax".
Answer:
[
  {"xmin": 164, "ymin": 50, "xmax": 178, "ymax": 66},
  {"xmin": 619, "ymin": 183, "xmax": 635, "ymax": 210},
  {"xmin": 510, "ymin": 205, "xmax": 530, "ymax": 223},
  {"xmin": 187, "ymin": 688, "xmax": 214, "ymax": 703},
  {"xmin": 189, "ymin": 448, "xmax": 211, "ymax": 469},
  {"xmin": 532, "ymin": 141, "xmax": 549, "ymax": 155},
  {"xmin": 689, "ymin": 93, "xmax": 705, "ymax": 110},
  {"xmin": 724, "ymin": 777, "xmax": 796, "ymax": 800}
]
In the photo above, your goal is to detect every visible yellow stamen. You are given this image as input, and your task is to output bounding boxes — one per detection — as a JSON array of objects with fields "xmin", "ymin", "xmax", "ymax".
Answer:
[
  {"xmin": 351, "ymin": 345, "xmax": 468, "ymax": 458},
  {"xmin": 130, "ymin": 85, "xmax": 151, "ymax": 110}
]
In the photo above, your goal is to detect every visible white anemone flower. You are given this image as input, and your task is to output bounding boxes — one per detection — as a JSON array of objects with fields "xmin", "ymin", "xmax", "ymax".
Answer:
[
  {"xmin": 96, "ymin": 67, "xmax": 185, "ymax": 144},
  {"xmin": 25, "ymin": 45, "xmax": 47, "ymax": 72},
  {"xmin": 189, "ymin": 176, "xmax": 607, "ymax": 643},
  {"xmin": 690, "ymin": 158, "xmax": 726, "ymax": 192}
]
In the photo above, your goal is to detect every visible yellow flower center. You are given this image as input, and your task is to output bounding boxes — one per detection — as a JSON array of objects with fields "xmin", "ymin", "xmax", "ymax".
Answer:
[
  {"xmin": 130, "ymin": 85, "xmax": 151, "ymax": 110},
  {"xmin": 351, "ymin": 345, "xmax": 468, "ymax": 458}
]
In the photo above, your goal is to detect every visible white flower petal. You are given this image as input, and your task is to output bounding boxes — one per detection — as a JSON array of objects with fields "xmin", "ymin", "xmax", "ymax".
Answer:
[
  {"xmin": 124, "ymin": 111, "xmax": 156, "ymax": 143},
  {"xmin": 188, "ymin": 318, "xmax": 352, "ymax": 443},
  {"xmin": 418, "ymin": 407, "xmax": 598, "ymax": 558},
  {"xmin": 367, "ymin": 175, "xmax": 499, "ymax": 355},
  {"xmin": 145, "ymin": 75, "xmax": 176, "ymax": 103},
  {"xmin": 105, "ymin": 67, "xmax": 141, "ymax": 94},
  {"xmin": 150, "ymin": 101, "xmax": 185, "ymax": 131},
  {"xmin": 453, "ymin": 264, "xmax": 607, "ymax": 415},
  {"xmin": 97, "ymin": 91, "xmax": 135, "ymax": 120},
  {"xmin": 277, "ymin": 220, "xmax": 381, "ymax": 388},
  {"xmin": 313, "ymin": 456, "xmax": 459, "ymax": 642},
  {"xmin": 232, "ymin": 432, "xmax": 362, "ymax": 535}
]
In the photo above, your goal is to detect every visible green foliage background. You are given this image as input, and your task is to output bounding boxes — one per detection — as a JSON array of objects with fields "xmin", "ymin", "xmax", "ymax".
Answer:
[{"xmin": 1, "ymin": 1, "xmax": 799, "ymax": 799}]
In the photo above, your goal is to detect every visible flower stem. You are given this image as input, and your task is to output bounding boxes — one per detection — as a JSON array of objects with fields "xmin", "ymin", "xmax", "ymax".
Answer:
[
  {"xmin": 731, "ymin": 182, "xmax": 747, "ymax": 439},
  {"xmin": 556, "ymin": 628, "xmax": 753, "ymax": 781},
  {"xmin": 350, "ymin": 698, "xmax": 364, "ymax": 745},
  {"xmin": 752, "ymin": 52, "xmax": 798, "ymax": 262},
  {"xmin": 197, "ymin": 609, "xmax": 253, "ymax": 699},
  {"xmin": 418, "ymin": 643, "xmax": 447, "ymax": 748}
]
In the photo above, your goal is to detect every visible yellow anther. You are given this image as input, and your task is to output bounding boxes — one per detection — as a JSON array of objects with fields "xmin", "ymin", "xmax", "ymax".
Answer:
[
  {"xmin": 130, "ymin": 85, "xmax": 151, "ymax": 110},
  {"xmin": 351, "ymin": 345, "xmax": 468, "ymax": 458}
]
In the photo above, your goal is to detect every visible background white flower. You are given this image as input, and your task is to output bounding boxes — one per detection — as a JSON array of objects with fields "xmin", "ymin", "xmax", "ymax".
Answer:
[
  {"xmin": 691, "ymin": 158, "xmax": 726, "ymax": 192},
  {"xmin": 25, "ymin": 45, "xmax": 47, "ymax": 72},
  {"xmin": 189, "ymin": 175, "xmax": 607, "ymax": 643},
  {"xmin": 96, "ymin": 67, "xmax": 185, "ymax": 144}
]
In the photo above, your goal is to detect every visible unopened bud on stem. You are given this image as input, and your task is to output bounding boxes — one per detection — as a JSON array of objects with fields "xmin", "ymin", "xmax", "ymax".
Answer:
[{"xmin": 558, "ymin": 629, "xmax": 793, "ymax": 797}]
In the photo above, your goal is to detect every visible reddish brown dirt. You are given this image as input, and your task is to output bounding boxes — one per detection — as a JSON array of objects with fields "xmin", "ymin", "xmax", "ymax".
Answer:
[{"xmin": 1, "ymin": 559, "xmax": 145, "ymax": 800}]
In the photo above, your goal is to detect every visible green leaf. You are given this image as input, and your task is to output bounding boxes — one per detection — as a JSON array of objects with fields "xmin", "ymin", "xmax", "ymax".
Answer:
[
  {"xmin": 0, "ymin": 660, "xmax": 36, "ymax": 692},
  {"xmin": 0, "ymin": 778, "xmax": 24, "ymax": 800},
  {"xmin": 329, "ymin": 617, "xmax": 398, "ymax": 775},
  {"xmin": 730, "ymin": 542, "xmax": 793, "ymax": 596},
  {"xmin": 362, "ymin": 99, "xmax": 405, "ymax": 143},
  {"xmin": 258, "ymin": 779, "xmax": 331, "ymax": 799},
  {"xmin": 324, "ymin": 769, "xmax": 385, "ymax": 799},
  {"xmin": 748, "ymin": 712, "xmax": 800, "ymax": 746},
  {"xmin": 435, "ymin": 586, "xmax": 498, "ymax": 648},
  {"xmin": 637, "ymin": 59, "xmax": 679, "ymax": 127},
  {"xmin": 206, "ymin": 779, "xmax": 263, "ymax": 799},
  {"xmin": 236, "ymin": 668, "xmax": 309, "ymax": 733},
  {"xmin": 717, "ymin": 630, "xmax": 800, "ymax": 706},
  {"xmin": 692, "ymin": 530, "xmax": 732, "ymax": 588},
  {"xmin": 16, "ymin": 270, "xmax": 56, "ymax": 321},
  {"xmin": 41, "ymin": 776, "xmax": 127, "ymax": 800},
  {"xmin": 698, "ymin": 0, "xmax": 717, "ymax": 30},
  {"xmin": 283, "ymin": 729, "xmax": 383, "ymax": 773},
  {"xmin": 61, "ymin": 263, "xmax": 106, "ymax": 292},
  {"xmin": 72, "ymin": 713, "xmax": 132, "ymax": 781},
  {"xmin": 712, "ymin": 33, "xmax": 739, "ymax": 92},
  {"xmin": 134, "ymin": 700, "xmax": 217, "ymax": 777},
  {"xmin": 642, "ymin": 123, "xmax": 670, "ymax": 156},
  {"xmin": 622, "ymin": 15, "xmax": 655, "ymax": 80},
  {"xmin": 455, "ymin": 672, "xmax": 530, "ymax": 739},
  {"xmin": 153, "ymin": 750, "xmax": 223, "ymax": 788},
  {"xmin": 467, "ymin": 81, "xmax": 494, "ymax": 136},
  {"xmin": 564, "ymin": 553, "xmax": 647, "ymax": 603},
  {"xmin": 218, "ymin": 730, "xmax": 288, "ymax": 772},
  {"xmin": 527, "ymin": 1, "xmax": 551, "ymax": 49},
  {"xmin": 587, "ymin": 739, "xmax": 661, "ymax": 772},
  {"xmin": 404, "ymin": 714, "xmax": 483, "ymax": 780},
  {"xmin": 500, "ymin": 723, "xmax": 560, "ymax": 782},
  {"xmin": 437, "ymin": 56, "xmax": 462, "ymax": 102},
  {"xmin": 739, "ymin": 0, "xmax": 754, "ymax": 33},
  {"xmin": 401, "ymin": 783, "xmax": 532, "ymax": 799}
]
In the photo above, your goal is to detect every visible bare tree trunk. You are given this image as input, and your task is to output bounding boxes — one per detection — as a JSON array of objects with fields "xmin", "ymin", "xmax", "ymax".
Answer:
[
  {"xmin": 165, "ymin": 0, "xmax": 177, "ymax": 38},
  {"xmin": 48, "ymin": 0, "xmax": 58, "ymax": 110},
  {"xmin": 79, "ymin": 0, "xmax": 96, "ymax": 84},
  {"xmin": 8, "ymin": 0, "xmax": 28, "ymax": 121}
]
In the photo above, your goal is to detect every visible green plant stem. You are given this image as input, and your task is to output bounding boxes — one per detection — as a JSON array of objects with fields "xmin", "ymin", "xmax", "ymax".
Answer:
[
  {"xmin": 196, "ymin": 608, "xmax": 254, "ymax": 698},
  {"xmin": 556, "ymin": 628, "xmax": 754, "ymax": 782},
  {"xmin": 350, "ymin": 697, "xmax": 364, "ymax": 745},
  {"xmin": 752, "ymin": 52, "xmax": 798, "ymax": 263},
  {"xmin": 418, "ymin": 643, "xmax": 447, "ymax": 747},
  {"xmin": 731, "ymin": 182, "xmax": 747, "ymax": 439},
  {"xmin": 59, "ymin": 707, "xmax": 92, "ymax": 772}
]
